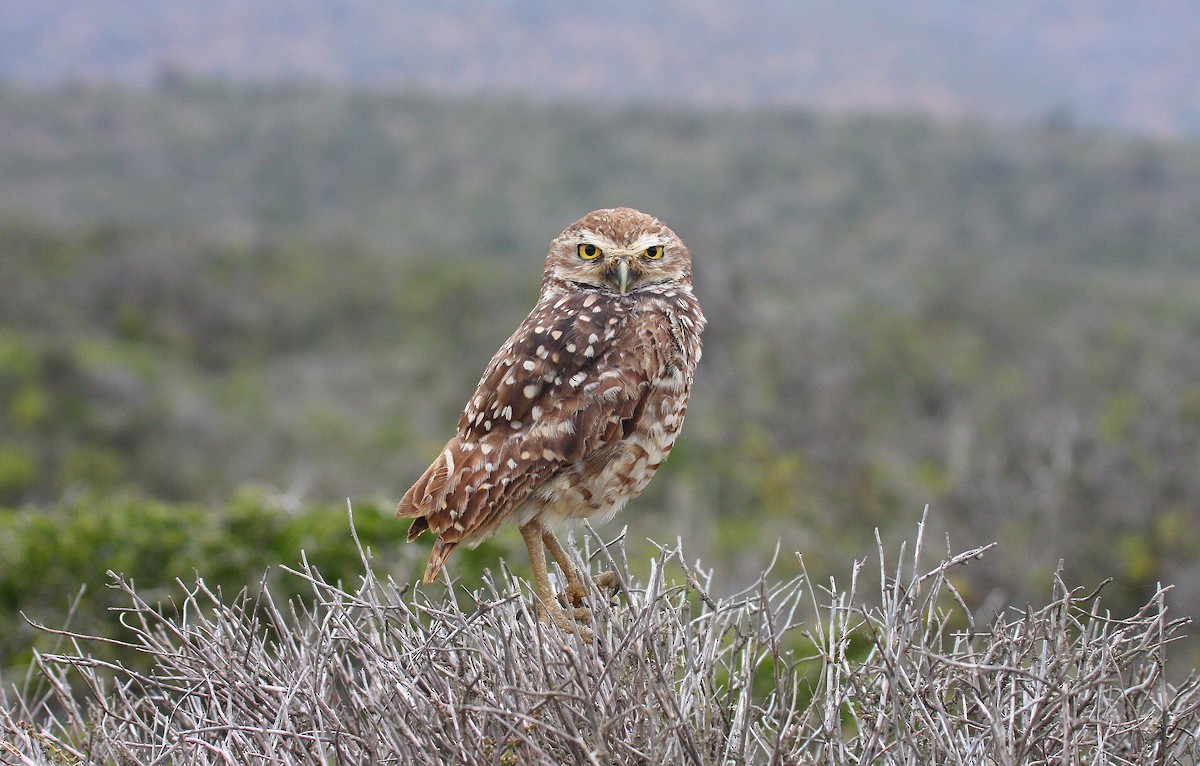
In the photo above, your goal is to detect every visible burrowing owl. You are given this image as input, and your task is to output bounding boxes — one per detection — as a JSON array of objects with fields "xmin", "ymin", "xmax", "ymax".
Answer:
[{"xmin": 397, "ymin": 208, "xmax": 705, "ymax": 636}]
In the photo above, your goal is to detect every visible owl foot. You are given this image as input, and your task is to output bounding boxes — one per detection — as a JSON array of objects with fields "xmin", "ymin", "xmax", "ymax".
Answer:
[
  {"xmin": 537, "ymin": 602, "xmax": 596, "ymax": 642},
  {"xmin": 563, "ymin": 570, "xmax": 619, "ymax": 605},
  {"xmin": 593, "ymin": 570, "xmax": 620, "ymax": 594},
  {"xmin": 559, "ymin": 568, "xmax": 619, "ymax": 610},
  {"xmin": 521, "ymin": 522, "xmax": 601, "ymax": 642},
  {"xmin": 542, "ymin": 528, "xmax": 616, "ymax": 608},
  {"xmin": 563, "ymin": 580, "xmax": 588, "ymax": 609}
]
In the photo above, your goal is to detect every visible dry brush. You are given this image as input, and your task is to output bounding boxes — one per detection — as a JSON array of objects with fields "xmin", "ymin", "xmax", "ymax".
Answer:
[{"xmin": 3, "ymin": 509, "xmax": 1199, "ymax": 765}]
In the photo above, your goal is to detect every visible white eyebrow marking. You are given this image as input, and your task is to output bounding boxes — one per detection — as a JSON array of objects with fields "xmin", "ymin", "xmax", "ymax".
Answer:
[
  {"xmin": 629, "ymin": 234, "xmax": 667, "ymax": 252},
  {"xmin": 577, "ymin": 233, "xmax": 612, "ymax": 249}
]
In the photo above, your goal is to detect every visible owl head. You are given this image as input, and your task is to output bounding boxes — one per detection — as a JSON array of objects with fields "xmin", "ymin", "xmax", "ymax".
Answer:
[{"xmin": 542, "ymin": 208, "xmax": 692, "ymax": 295}]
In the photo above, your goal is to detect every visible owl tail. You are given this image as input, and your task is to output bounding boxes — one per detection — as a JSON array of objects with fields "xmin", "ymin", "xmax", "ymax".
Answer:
[
  {"xmin": 423, "ymin": 538, "xmax": 457, "ymax": 583},
  {"xmin": 396, "ymin": 442, "xmax": 462, "ymax": 583},
  {"xmin": 396, "ymin": 458, "xmax": 449, "ymax": 519},
  {"xmin": 397, "ymin": 439, "xmax": 461, "ymax": 520},
  {"xmin": 397, "ymin": 505, "xmax": 458, "ymax": 583}
]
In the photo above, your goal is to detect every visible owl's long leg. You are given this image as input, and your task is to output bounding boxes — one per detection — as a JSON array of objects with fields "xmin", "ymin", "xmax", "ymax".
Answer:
[
  {"xmin": 520, "ymin": 521, "xmax": 593, "ymax": 640},
  {"xmin": 541, "ymin": 528, "xmax": 587, "ymax": 607},
  {"xmin": 542, "ymin": 528, "xmax": 620, "ymax": 608}
]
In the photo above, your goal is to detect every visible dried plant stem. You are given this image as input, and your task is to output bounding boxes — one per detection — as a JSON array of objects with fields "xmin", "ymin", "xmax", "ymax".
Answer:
[{"xmin": 3, "ymin": 510, "xmax": 1199, "ymax": 765}]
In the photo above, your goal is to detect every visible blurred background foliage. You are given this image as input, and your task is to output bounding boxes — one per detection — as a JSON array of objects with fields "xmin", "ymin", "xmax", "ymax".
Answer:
[{"xmin": 2, "ymin": 82, "xmax": 1200, "ymax": 673}]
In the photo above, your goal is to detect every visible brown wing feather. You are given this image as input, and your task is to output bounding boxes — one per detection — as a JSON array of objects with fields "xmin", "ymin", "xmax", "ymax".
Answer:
[{"xmin": 397, "ymin": 290, "xmax": 672, "ymax": 581}]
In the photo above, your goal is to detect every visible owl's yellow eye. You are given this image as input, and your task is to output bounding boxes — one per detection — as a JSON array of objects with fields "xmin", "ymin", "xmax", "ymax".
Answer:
[
  {"xmin": 644, "ymin": 245, "xmax": 664, "ymax": 259},
  {"xmin": 578, "ymin": 243, "xmax": 603, "ymax": 260}
]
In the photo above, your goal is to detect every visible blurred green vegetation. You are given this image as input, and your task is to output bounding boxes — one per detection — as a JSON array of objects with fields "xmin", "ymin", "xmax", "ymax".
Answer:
[
  {"xmin": 0, "ymin": 489, "xmax": 513, "ymax": 674},
  {"xmin": 2, "ymin": 82, "xmax": 1200, "ymax": 672}
]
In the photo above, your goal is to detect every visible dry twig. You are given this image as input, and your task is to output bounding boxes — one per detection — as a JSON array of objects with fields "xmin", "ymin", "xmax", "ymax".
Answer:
[{"xmin": 3, "ymin": 510, "xmax": 1198, "ymax": 764}]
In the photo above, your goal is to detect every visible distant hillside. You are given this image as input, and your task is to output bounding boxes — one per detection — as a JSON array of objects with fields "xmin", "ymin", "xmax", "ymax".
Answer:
[
  {"xmin": 3, "ymin": 85, "xmax": 1200, "ymax": 625},
  {"xmin": 1, "ymin": 1, "xmax": 1198, "ymax": 136},
  {"xmin": 4, "ymin": 84, "xmax": 1200, "ymax": 273}
]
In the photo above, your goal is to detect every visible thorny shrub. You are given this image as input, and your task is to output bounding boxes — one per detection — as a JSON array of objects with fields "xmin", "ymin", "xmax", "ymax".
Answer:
[{"xmin": 3, "ymin": 508, "xmax": 1199, "ymax": 765}]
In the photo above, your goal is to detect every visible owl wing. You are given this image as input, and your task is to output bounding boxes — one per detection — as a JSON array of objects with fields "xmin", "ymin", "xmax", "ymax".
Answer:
[{"xmin": 397, "ymin": 292, "xmax": 672, "ymax": 581}]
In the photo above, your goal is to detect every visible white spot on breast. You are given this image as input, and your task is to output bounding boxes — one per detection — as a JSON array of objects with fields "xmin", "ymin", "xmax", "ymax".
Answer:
[
  {"xmin": 523, "ymin": 384, "xmax": 539, "ymax": 398},
  {"xmin": 588, "ymin": 333, "xmax": 598, "ymax": 344},
  {"xmin": 522, "ymin": 360, "xmax": 536, "ymax": 371},
  {"xmin": 551, "ymin": 330, "xmax": 563, "ymax": 340},
  {"xmin": 570, "ymin": 371, "xmax": 587, "ymax": 387},
  {"xmin": 480, "ymin": 443, "xmax": 493, "ymax": 454},
  {"xmin": 583, "ymin": 294, "xmax": 597, "ymax": 307},
  {"xmin": 584, "ymin": 345, "xmax": 595, "ymax": 357},
  {"xmin": 506, "ymin": 458, "xmax": 518, "ymax": 469},
  {"xmin": 566, "ymin": 343, "xmax": 576, "ymax": 353},
  {"xmin": 501, "ymin": 405, "xmax": 513, "ymax": 420}
]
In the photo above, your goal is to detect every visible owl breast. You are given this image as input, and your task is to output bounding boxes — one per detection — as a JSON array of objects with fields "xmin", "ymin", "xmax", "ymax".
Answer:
[
  {"xmin": 527, "ymin": 288, "xmax": 702, "ymax": 525},
  {"xmin": 531, "ymin": 393, "xmax": 683, "ymax": 523}
]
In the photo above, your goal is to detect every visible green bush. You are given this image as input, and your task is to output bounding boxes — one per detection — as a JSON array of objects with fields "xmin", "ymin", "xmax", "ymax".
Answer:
[
  {"xmin": 0, "ymin": 490, "xmax": 463, "ymax": 674},
  {"xmin": 0, "ymin": 489, "xmax": 517, "ymax": 676}
]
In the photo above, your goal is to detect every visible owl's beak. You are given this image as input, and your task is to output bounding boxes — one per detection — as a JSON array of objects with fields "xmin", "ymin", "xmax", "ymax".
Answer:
[{"xmin": 616, "ymin": 258, "xmax": 633, "ymax": 294}]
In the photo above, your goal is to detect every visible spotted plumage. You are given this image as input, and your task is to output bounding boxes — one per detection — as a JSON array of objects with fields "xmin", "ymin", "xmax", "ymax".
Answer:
[{"xmin": 397, "ymin": 207, "xmax": 704, "ymax": 635}]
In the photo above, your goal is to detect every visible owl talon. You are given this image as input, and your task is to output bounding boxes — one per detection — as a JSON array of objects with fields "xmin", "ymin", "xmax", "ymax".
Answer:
[
  {"xmin": 563, "ymin": 581, "xmax": 588, "ymax": 608},
  {"xmin": 541, "ymin": 603, "xmax": 595, "ymax": 642},
  {"xmin": 593, "ymin": 570, "xmax": 620, "ymax": 594}
]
